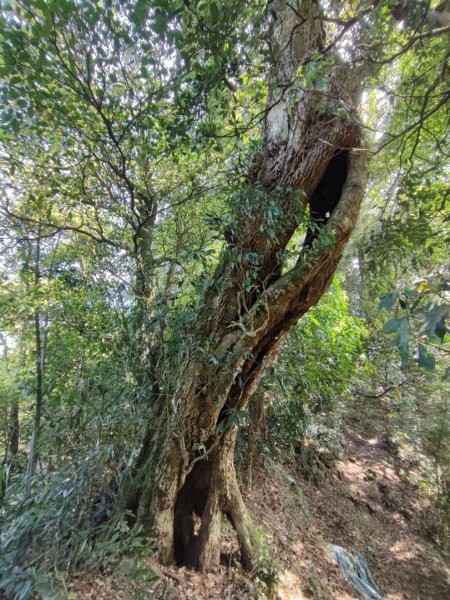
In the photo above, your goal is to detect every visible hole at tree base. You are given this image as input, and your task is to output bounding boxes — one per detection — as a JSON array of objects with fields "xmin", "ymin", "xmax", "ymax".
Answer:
[{"xmin": 173, "ymin": 460, "xmax": 211, "ymax": 566}]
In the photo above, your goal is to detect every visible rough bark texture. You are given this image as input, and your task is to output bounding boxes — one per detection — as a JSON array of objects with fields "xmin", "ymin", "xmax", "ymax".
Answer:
[
  {"xmin": 247, "ymin": 388, "xmax": 267, "ymax": 491},
  {"xmin": 26, "ymin": 229, "xmax": 43, "ymax": 486},
  {"xmin": 130, "ymin": 0, "xmax": 368, "ymax": 572}
]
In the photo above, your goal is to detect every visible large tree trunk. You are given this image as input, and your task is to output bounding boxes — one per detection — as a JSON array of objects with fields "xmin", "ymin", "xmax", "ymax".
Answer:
[{"xmin": 128, "ymin": 0, "xmax": 368, "ymax": 571}]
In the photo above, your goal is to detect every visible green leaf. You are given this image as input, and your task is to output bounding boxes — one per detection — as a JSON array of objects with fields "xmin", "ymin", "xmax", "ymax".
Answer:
[
  {"xmin": 434, "ymin": 318, "xmax": 447, "ymax": 342},
  {"xmin": 210, "ymin": 2, "xmax": 219, "ymax": 23},
  {"xmin": 397, "ymin": 317, "xmax": 410, "ymax": 367},
  {"xmin": 215, "ymin": 420, "xmax": 225, "ymax": 434},
  {"xmin": 382, "ymin": 318, "xmax": 402, "ymax": 334},
  {"xmin": 378, "ymin": 291, "xmax": 399, "ymax": 312},
  {"xmin": 133, "ymin": 0, "xmax": 149, "ymax": 27},
  {"xmin": 419, "ymin": 304, "xmax": 450, "ymax": 336},
  {"xmin": 313, "ymin": 77, "xmax": 326, "ymax": 91},
  {"xmin": 417, "ymin": 343, "xmax": 435, "ymax": 372},
  {"xmin": 41, "ymin": 15, "xmax": 53, "ymax": 38}
]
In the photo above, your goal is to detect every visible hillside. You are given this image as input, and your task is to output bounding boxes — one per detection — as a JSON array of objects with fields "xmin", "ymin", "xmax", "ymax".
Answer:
[{"xmin": 70, "ymin": 398, "xmax": 450, "ymax": 599}]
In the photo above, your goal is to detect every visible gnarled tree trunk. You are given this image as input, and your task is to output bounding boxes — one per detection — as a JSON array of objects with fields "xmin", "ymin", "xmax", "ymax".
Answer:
[{"xmin": 127, "ymin": 0, "xmax": 368, "ymax": 572}]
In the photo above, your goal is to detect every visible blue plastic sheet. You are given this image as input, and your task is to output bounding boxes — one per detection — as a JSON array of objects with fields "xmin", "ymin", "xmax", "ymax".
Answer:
[{"xmin": 330, "ymin": 544, "xmax": 384, "ymax": 600}]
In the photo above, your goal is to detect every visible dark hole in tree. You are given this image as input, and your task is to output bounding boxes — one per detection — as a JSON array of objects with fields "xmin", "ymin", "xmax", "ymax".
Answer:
[
  {"xmin": 173, "ymin": 459, "xmax": 212, "ymax": 566},
  {"xmin": 303, "ymin": 149, "xmax": 349, "ymax": 248}
]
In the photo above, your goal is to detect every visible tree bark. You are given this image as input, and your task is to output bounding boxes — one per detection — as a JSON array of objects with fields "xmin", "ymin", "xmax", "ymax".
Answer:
[
  {"xmin": 247, "ymin": 387, "xmax": 266, "ymax": 491},
  {"xmin": 128, "ymin": 0, "xmax": 368, "ymax": 572},
  {"xmin": 26, "ymin": 225, "xmax": 43, "ymax": 488},
  {"xmin": 0, "ymin": 334, "xmax": 19, "ymax": 465}
]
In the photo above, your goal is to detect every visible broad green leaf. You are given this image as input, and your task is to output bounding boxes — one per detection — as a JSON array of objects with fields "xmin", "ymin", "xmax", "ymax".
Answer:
[
  {"xmin": 435, "ymin": 318, "xmax": 447, "ymax": 342},
  {"xmin": 133, "ymin": 0, "xmax": 149, "ymax": 27},
  {"xmin": 396, "ymin": 317, "xmax": 410, "ymax": 367},
  {"xmin": 382, "ymin": 317, "xmax": 402, "ymax": 334},
  {"xmin": 210, "ymin": 2, "xmax": 219, "ymax": 23},
  {"xmin": 378, "ymin": 291, "xmax": 399, "ymax": 312},
  {"xmin": 417, "ymin": 343, "xmax": 435, "ymax": 372}
]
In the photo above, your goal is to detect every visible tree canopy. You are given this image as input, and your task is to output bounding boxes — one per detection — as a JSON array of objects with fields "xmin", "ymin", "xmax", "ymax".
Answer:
[{"xmin": 0, "ymin": 1, "xmax": 449, "ymax": 598}]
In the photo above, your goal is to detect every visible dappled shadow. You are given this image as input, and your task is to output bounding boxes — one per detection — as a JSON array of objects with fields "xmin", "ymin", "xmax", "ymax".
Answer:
[
  {"xmin": 244, "ymin": 424, "xmax": 449, "ymax": 600},
  {"xmin": 319, "ymin": 428, "xmax": 450, "ymax": 599}
]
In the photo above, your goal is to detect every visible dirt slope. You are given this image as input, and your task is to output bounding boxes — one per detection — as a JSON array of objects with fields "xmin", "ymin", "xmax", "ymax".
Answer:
[
  {"xmin": 71, "ymin": 423, "xmax": 449, "ymax": 599},
  {"xmin": 247, "ymin": 427, "xmax": 449, "ymax": 600}
]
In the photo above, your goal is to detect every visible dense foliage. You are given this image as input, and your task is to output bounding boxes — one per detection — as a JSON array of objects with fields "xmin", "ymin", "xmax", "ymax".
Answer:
[{"xmin": 0, "ymin": 0, "xmax": 448, "ymax": 598}]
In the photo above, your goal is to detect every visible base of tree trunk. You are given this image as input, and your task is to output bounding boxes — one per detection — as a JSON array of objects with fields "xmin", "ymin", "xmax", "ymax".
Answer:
[{"xmin": 145, "ymin": 431, "xmax": 262, "ymax": 572}]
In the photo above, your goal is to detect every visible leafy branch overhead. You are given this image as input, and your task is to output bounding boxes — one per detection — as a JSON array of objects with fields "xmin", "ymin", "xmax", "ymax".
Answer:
[
  {"xmin": 380, "ymin": 271, "xmax": 450, "ymax": 370},
  {"xmin": 0, "ymin": 0, "xmax": 449, "ymax": 597}
]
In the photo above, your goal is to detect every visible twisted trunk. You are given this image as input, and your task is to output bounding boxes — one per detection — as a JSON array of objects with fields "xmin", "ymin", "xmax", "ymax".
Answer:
[{"xmin": 128, "ymin": 0, "xmax": 368, "ymax": 571}]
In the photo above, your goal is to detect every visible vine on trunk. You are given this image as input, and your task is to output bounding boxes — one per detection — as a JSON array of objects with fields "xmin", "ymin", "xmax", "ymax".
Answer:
[{"xmin": 129, "ymin": 0, "xmax": 368, "ymax": 572}]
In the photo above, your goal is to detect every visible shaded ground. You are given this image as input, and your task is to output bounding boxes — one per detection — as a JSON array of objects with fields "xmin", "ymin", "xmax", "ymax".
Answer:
[{"xmin": 71, "ymin": 414, "xmax": 449, "ymax": 599}]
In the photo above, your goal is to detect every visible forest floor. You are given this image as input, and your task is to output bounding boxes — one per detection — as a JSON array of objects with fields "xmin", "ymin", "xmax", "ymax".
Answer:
[{"xmin": 71, "ymin": 399, "xmax": 449, "ymax": 600}]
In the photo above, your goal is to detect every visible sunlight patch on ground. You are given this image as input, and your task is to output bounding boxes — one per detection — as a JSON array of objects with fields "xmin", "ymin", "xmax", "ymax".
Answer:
[
  {"xmin": 277, "ymin": 570, "xmax": 306, "ymax": 600},
  {"xmin": 367, "ymin": 437, "xmax": 379, "ymax": 445},
  {"xmin": 290, "ymin": 540, "xmax": 304, "ymax": 557},
  {"xmin": 389, "ymin": 539, "xmax": 417, "ymax": 561}
]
